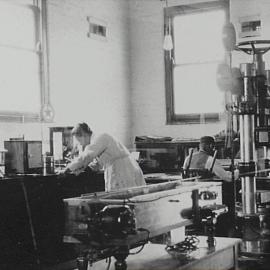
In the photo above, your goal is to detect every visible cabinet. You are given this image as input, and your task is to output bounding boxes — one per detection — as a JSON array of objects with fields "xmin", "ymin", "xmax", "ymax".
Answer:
[{"xmin": 4, "ymin": 140, "xmax": 42, "ymax": 174}]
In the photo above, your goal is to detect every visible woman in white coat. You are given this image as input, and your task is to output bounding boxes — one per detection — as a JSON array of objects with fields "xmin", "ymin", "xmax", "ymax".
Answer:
[{"xmin": 63, "ymin": 123, "xmax": 146, "ymax": 191}]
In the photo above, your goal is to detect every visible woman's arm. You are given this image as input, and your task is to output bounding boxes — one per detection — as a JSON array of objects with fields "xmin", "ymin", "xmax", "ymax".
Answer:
[{"xmin": 66, "ymin": 134, "xmax": 108, "ymax": 172}]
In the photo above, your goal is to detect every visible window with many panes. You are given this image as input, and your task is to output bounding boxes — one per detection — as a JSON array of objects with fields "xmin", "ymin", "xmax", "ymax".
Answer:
[
  {"xmin": 0, "ymin": 0, "xmax": 50, "ymax": 122},
  {"xmin": 165, "ymin": 1, "xmax": 229, "ymax": 124}
]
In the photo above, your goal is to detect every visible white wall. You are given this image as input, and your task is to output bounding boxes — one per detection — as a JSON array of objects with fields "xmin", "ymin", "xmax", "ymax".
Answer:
[
  {"xmin": 1, "ymin": 0, "xmax": 133, "ymax": 151},
  {"xmin": 0, "ymin": 122, "xmax": 43, "ymax": 149},
  {"xmin": 2, "ymin": 0, "xmax": 270, "ymax": 151},
  {"xmin": 129, "ymin": 0, "xmax": 226, "ymax": 142},
  {"xmin": 47, "ymin": 0, "xmax": 132, "ymax": 146}
]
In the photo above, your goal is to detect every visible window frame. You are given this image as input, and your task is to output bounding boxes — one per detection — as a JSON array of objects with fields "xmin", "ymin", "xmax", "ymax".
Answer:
[
  {"xmin": 164, "ymin": 0, "xmax": 229, "ymax": 124},
  {"xmin": 0, "ymin": 0, "xmax": 51, "ymax": 123}
]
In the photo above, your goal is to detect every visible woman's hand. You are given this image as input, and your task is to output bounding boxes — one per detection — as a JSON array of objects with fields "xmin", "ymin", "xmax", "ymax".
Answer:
[
  {"xmin": 88, "ymin": 158, "xmax": 102, "ymax": 172},
  {"xmin": 72, "ymin": 167, "xmax": 86, "ymax": 176},
  {"xmin": 57, "ymin": 167, "xmax": 83, "ymax": 176},
  {"xmin": 57, "ymin": 167, "xmax": 70, "ymax": 176}
]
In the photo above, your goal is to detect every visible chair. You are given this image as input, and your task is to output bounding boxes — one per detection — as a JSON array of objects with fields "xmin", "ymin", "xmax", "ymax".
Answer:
[{"xmin": 182, "ymin": 150, "xmax": 217, "ymax": 179}]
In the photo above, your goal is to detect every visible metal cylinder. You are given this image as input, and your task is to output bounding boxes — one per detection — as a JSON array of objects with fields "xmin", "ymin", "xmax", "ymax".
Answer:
[
  {"xmin": 240, "ymin": 115, "xmax": 254, "ymax": 162},
  {"xmin": 253, "ymin": 53, "xmax": 265, "ymax": 76},
  {"xmin": 0, "ymin": 149, "xmax": 7, "ymax": 177},
  {"xmin": 266, "ymin": 70, "xmax": 270, "ymax": 87},
  {"xmin": 240, "ymin": 64, "xmax": 256, "ymax": 106},
  {"xmin": 241, "ymin": 176, "xmax": 257, "ymax": 215},
  {"xmin": 240, "ymin": 112, "xmax": 257, "ymax": 215},
  {"xmin": 240, "ymin": 63, "xmax": 256, "ymax": 77},
  {"xmin": 243, "ymin": 115, "xmax": 254, "ymax": 161},
  {"xmin": 239, "ymin": 115, "xmax": 245, "ymax": 161},
  {"xmin": 43, "ymin": 155, "xmax": 54, "ymax": 175}
]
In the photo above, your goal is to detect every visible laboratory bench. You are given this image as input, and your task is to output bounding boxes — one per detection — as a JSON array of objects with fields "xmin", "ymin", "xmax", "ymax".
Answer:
[{"xmin": 0, "ymin": 170, "xmax": 104, "ymax": 270}]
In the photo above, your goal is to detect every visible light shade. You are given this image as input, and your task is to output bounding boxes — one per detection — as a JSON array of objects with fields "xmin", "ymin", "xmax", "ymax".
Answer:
[{"xmin": 163, "ymin": 34, "xmax": 173, "ymax": 51}]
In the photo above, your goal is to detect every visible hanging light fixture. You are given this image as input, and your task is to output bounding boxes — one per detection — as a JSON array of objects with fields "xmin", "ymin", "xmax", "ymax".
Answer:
[{"xmin": 163, "ymin": 0, "xmax": 173, "ymax": 51}]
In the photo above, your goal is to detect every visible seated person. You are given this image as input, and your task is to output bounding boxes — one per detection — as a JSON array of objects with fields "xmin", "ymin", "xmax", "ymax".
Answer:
[{"xmin": 183, "ymin": 136, "xmax": 239, "ymax": 182}]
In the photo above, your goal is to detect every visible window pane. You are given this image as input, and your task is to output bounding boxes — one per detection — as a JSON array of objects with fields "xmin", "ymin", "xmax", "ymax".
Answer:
[
  {"xmin": 174, "ymin": 10, "xmax": 225, "ymax": 64},
  {"xmin": 0, "ymin": 2, "xmax": 38, "ymax": 50},
  {"xmin": 0, "ymin": 47, "xmax": 40, "ymax": 112},
  {"xmin": 0, "ymin": 2, "xmax": 40, "ymax": 116},
  {"xmin": 173, "ymin": 63, "xmax": 224, "ymax": 114}
]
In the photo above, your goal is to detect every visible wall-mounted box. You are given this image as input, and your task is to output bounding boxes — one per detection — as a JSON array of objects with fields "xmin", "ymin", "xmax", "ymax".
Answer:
[
  {"xmin": 4, "ymin": 140, "xmax": 42, "ymax": 174},
  {"xmin": 239, "ymin": 15, "xmax": 261, "ymax": 38},
  {"xmin": 87, "ymin": 16, "xmax": 108, "ymax": 41}
]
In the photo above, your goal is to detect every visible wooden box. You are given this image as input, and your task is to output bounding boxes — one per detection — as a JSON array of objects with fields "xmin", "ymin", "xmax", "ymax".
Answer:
[{"xmin": 4, "ymin": 140, "xmax": 42, "ymax": 174}]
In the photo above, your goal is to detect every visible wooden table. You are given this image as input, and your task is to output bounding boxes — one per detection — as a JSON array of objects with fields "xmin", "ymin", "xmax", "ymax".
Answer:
[{"xmin": 89, "ymin": 236, "xmax": 241, "ymax": 270}]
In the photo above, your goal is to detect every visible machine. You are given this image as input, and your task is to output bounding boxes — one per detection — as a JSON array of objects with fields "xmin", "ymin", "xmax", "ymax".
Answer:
[
  {"xmin": 63, "ymin": 180, "xmax": 224, "ymax": 270},
  {"xmin": 229, "ymin": 40, "xmax": 270, "ymax": 258}
]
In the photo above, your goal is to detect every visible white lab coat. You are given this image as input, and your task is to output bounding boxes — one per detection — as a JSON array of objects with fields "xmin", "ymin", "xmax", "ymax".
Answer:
[{"xmin": 67, "ymin": 133, "xmax": 146, "ymax": 191}]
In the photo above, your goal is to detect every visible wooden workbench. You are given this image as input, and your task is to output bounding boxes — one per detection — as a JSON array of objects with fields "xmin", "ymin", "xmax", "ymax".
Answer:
[{"xmin": 89, "ymin": 236, "xmax": 241, "ymax": 270}]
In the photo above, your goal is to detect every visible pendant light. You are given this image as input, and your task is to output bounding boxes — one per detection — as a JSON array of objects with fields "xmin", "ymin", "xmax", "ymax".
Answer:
[{"xmin": 163, "ymin": 0, "xmax": 173, "ymax": 51}]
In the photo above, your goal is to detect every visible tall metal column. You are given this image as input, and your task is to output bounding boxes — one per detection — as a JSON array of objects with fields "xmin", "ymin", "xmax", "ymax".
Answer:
[
  {"xmin": 239, "ymin": 63, "xmax": 257, "ymax": 215},
  {"xmin": 240, "ymin": 114, "xmax": 256, "ymax": 214},
  {"xmin": 236, "ymin": 40, "xmax": 270, "ymax": 256}
]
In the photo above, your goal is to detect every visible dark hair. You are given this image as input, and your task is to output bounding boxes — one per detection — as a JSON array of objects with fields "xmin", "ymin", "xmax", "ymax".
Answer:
[
  {"xmin": 200, "ymin": 136, "xmax": 215, "ymax": 145},
  {"xmin": 71, "ymin": 122, "xmax": 92, "ymax": 136}
]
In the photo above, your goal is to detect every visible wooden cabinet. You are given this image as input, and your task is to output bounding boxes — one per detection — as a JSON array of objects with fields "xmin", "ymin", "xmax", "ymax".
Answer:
[{"xmin": 4, "ymin": 140, "xmax": 43, "ymax": 174}]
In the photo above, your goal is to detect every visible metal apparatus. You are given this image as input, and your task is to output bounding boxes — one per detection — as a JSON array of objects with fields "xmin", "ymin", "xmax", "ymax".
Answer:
[
  {"xmin": 233, "ymin": 40, "xmax": 270, "ymax": 255},
  {"xmin": 0, "ymin": 147, "xmax": 7, "ymax": 177},
  {"xmin": 63, "ymin": 180, "xmax": 223, "ymax": 270},
  {"xmin": 238, "ymin": 61, "xmax": 257, "ymax": 216}
]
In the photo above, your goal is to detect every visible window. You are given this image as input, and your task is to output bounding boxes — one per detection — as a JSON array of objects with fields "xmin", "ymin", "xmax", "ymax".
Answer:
[
  {"xmin": 0, "ymin": 0, "xmax": 51, "ymax": 122},
  {"xmin": 165, "ymin": 1, "xmax": 229, "ymax": 124}
]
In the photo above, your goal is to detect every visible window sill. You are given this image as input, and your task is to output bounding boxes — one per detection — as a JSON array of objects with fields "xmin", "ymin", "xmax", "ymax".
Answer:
[
  {"xmin": 0, "ymin": 111, "xmax": 41, "ymax": 123},
  {"xmin": 167, "ymin": 113, "xmax": 223, "ymax": 125}
]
